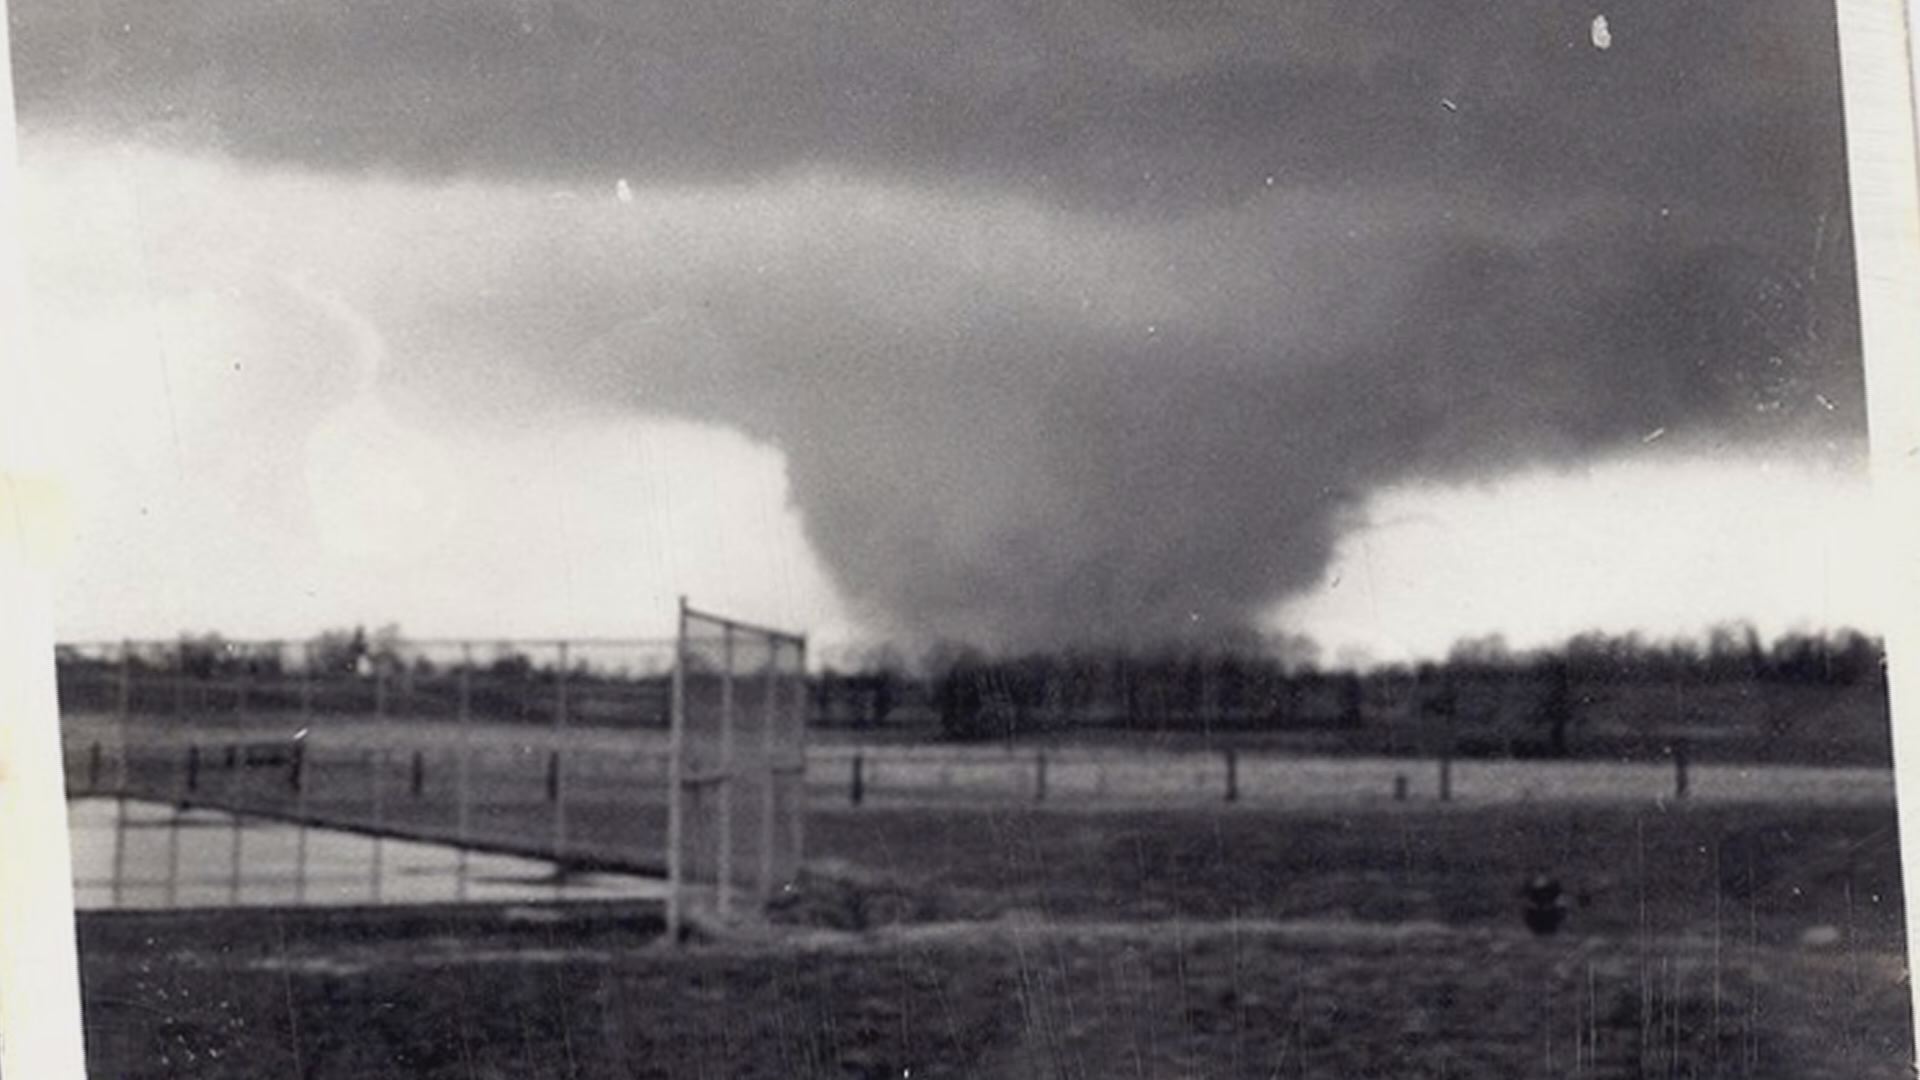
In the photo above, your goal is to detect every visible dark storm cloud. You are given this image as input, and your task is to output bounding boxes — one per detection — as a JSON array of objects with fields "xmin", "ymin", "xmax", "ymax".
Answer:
[
  {"xmin": 11, "ymin": 0, "xmax": 1866, "ymax": 648},
  {"xmin": 10, "ymin": 1, "xmax": 1851, "ymax": 219}
]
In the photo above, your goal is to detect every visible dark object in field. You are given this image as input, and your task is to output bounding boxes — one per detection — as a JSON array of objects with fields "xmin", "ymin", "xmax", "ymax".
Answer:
[
  {"xmin": 234, "ymin": 741, "xmax": 297, "ymax": 768},
  {"xmin": 1522, "ymin": 874, "xmax": 1571, "ymax": 936}
]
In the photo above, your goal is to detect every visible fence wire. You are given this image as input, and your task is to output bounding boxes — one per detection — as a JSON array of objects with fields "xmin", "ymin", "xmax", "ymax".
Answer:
[{"xmin": 670, "ymin": 606, "xmax": 807, "ymax": 932}]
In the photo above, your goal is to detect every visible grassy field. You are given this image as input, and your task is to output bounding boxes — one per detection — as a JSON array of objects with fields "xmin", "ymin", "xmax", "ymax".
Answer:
[
  {"xmin": 62, "ymin": 699, "xmax": 1912, "ymax": 1077},
  {"xmin": 792, "ymin": 802, "xmax": 1908, "ymax": 948},
  {"xmin": 71, "ymin": 796, "xmax": 1913, "ymax": 1077},
  {"xmin": 76, "ymin": 906, "xmax": 1912, "ymax": 1078},
  {"xmin": 65, "ymin": 722, "xmax": 1905, "ymax": 941}
]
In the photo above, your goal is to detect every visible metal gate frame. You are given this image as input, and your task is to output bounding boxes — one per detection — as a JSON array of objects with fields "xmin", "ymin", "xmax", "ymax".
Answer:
[{"xmin": 666, "ymin": 598, "xmax": 807, "ymax": 938}]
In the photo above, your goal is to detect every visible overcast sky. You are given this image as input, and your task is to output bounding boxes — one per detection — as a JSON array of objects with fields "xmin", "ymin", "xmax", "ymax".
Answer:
[{"xmin": 7, "ymin": 0, "xmax": 1878, "ymax": 661}]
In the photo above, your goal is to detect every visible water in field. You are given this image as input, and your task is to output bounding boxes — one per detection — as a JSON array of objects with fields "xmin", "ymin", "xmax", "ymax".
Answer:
[{"xmin": 67, "ymin": 797, "xmax": 668, "ymax": 911}]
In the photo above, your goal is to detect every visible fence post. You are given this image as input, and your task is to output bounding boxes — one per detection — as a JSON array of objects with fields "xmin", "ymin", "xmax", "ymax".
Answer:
[
  {"xmin": 717, "ymin": 624, "xmax": 737, "ymax": 920},
  {"xmin": 789, "ymin": 638, "xmax": 808, "ymax": 876},
  {"xmin": 1394, "ymin": 774, "xmax": 1409, "ymax": 801},
  {"xmin": 667, "ymin": 598, "xmax": 688, "ymax": 942},
  {"xmin": 456, "ymin": 641, "xmax": 472, "ymax": 818},
  {"xmin": 1034, "ymin": 752, "xmax": 1048, "ymax": 802},
  {"xmin": 411, "ymin": 750, "xmax": 425, "ymax": 798},
  {"xmin": 758, "ymin": 646, "xmax": 779, "ymax": 904},
  {"xmin": 851, "ymin": 752, "xmax": 865, "ymax": 806},
  {"xmin": 552, "ymin": 641, "xmax": 569, "ymax": 860},
  {"xmin": 185, "ymin": 744, "xmax": 200, "ymax": 795},
  {"xmin": 88, "ymin": 742, "xmax": 102, "ymax": 793},
  {"xmin": 1673, "ymin": 740, "xmax": 1690, "ymax": 801},
  {"xmin": 457, "ymin": 643, "xmax": 473, "ymax": 896},
  {"xmin": 1224, "ymin": 748, "xmax": 1239, "ymax": 803}
]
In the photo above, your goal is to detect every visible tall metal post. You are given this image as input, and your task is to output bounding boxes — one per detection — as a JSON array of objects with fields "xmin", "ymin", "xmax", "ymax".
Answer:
[
  {"xmin": 666, "ymin": 599, "xmax": 688, "ymax": 940},
  {"xmin": 456, "ymin": 642, "xmax": 473, "ymax": 899},
  {"xmin": 756, "ymin": 645, "xmax": 779, "ymax": 904},
  {"xmin": 789, "ymin": 636, "xmax": 807, "ymax": 880},
  {"xmin": 552, "ymin": 641, "xmax": 569, "ymax": 861},
  {"xmin": 716, "ymin": 623, "xmax": 737, "ymax": 919},
  {"xmin": 294, "ymin": 639, "xmax": 313, "ymax": 904}
]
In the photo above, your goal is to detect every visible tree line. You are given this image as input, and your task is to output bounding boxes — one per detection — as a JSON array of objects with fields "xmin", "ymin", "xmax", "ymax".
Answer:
[{"xmin": 906, "ymin": 625, "xmax": 1885, "ymax": 746}]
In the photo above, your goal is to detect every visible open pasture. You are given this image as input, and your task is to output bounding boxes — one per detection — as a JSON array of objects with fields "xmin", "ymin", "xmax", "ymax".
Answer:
[
  {"xmin": 61, "ymin": 706, "xmax": 1911, "ymax": 1077},
  {"xmin": 73, "ymin": 795, "xmax": 1911, "ymax": 1077}
]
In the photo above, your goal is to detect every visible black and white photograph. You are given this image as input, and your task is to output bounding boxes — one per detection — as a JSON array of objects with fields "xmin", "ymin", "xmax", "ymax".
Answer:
[{"xmin": 1, "ymin": 0, "xmax": 1917, "ymax": 1076}]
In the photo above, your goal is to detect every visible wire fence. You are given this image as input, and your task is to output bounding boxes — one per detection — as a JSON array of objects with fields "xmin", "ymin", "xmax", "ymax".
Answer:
[
  {"xmin": 669, "ymin": 605, "xmax": 808, "ymax": 932},
  {"xmin": 808, "ymin": 744, "xmax": 1896, "ymax": 807},
  {"xmin": 59, "ymin": 637, "xmax": 687, "ymax": 912},
  {"xmin": 65, "ymin": 795, "xmax": 667, "ymax": 912},
  {"xmin": 55, "ymin": 636, "xmax": 1896, "ymax": 916},
  {"xmin": 55, "ymin": 638, "xmax": 679, "ymax": 732},
  {"xmin": 65, "ymin": 732, "xmax": 674, "ymax": 882}
]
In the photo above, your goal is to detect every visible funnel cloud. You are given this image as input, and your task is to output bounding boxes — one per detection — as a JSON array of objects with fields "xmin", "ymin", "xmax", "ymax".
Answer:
[{"xmin": 11, "ymin": 0, "xmax": 1865, "ymax": 649}]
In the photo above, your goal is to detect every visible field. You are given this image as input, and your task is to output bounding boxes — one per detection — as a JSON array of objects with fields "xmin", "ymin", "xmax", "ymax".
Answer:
[
  {"xmin": 62, "ymin": 705, "xmax": 1914, "ymax": 1078},
  {"xmin": 72, "ymin": 795, "xmax": 1912, "ymax": 1077},
  {"xmin": 77, "ymin": 902, "xmax": 1911, "ymax": 1078}
]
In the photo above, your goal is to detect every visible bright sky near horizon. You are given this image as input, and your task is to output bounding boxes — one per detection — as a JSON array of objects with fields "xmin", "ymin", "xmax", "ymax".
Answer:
[{"xmin": 7, "ymin": 1, "xmax": 1879, "ymax": 663}]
